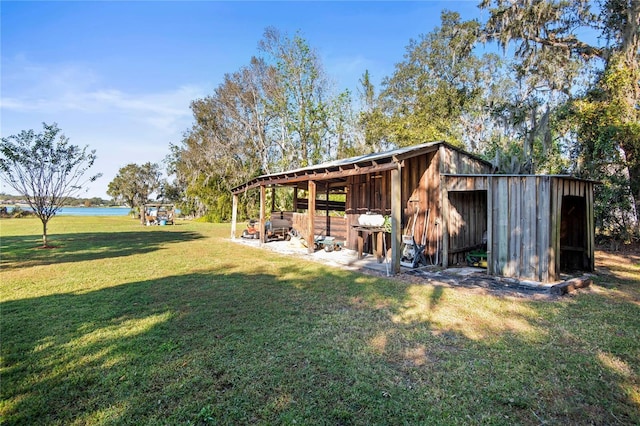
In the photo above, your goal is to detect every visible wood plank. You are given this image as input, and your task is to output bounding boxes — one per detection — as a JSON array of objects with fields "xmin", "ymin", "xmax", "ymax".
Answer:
[
  {"xmin": 260, "ymin": 185, "xmax": 266, "ymax": 244},
  {"xmin": 548, "ymin": 178, "xmax": 560, "ymax": 280},
  {"xmin": 391, "ymin": 164, "xmax": 403, "ymax": 274},
  {"xmin": 486, "ymin": 177, "xmax": 494, "ymax": 275},
  {"xmin": 587, "ymin": 182, "xmax": 595, "ymax": 271},
  {"xmin": 307, "ymin": 181, "xmax": 316, "ymax": 254},
  {"xmin": 496, "ymin": 178, "xmax": 509, "ymax": 276},
  {"xmin": 231, "ymin": 194, "xmax": 238, "ymax": 239},
  {"xmin": 537, "ymin": 177, "xmax": 550, "ymax": 281},
  {"xmin": 555, "ymin": 179, "xmax": 564, "ymax": 279},
  {"xmin": 438, "ymin": 144, "xmax": 447, "ymax": 174},
  {"xmin": 522, "ymin": 177, "xmax": 536, "ymax": 280},
  {"xmin": 232, "ymin": 161, "xmax": 399, "ymax": 194},
  {"xmin": 442, "ymin": 185, "xmax": 450, "ymax": 268},
  {"xmin": 508, "ymin": 177, "xmax": 520, "ymax": 277},
  {"xmin": 381, "ymin": 171, "xmax": 389, "ymax": 214}
]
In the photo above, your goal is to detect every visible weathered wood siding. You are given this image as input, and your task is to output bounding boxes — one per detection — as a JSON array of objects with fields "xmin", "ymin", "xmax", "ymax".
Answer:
[
  {"xmin": 439, "ymin": 145, "xmax": 493, "ymax": 175},
  {"xmin": 402, "ymin": 152, "xmax": 441, "ymax": 260},
  {"xmin": 443, "ymin": 175, "xmax": 594, "ymax": 282},
  {"xmin": 343, "ymin": 145, "xmax": 491, "ymax": 256},
  {"xmin": 487, "ymin": 176, "xmax": 594, "ymax": 282},
  {"xmin": 484, "ymin": 176, "xmax": 555, "ymax": 281},
  {"xmin": 345, "ymin": 171, "xmax": 392, "ymax": 250},
  {"xmin": 291, "ymin": 212, "xmax": 347, "ymax": 242},
  {"xmin": 439, "ymin": 147, "xmax": 493, "ymax": 265}
]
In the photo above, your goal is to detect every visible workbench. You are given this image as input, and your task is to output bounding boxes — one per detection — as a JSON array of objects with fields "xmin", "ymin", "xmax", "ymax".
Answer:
[{"xmin": 352, "ymin": 226, "xmax": 388, "ymax": 263}]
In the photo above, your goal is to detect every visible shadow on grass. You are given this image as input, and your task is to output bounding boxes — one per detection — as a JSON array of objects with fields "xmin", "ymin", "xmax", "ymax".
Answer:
[
  {"xmin": 0, "ymin": 229, "xmax": 204, "ymax": 270},
  {"xmin": 2, "ymin": 264, "xmax": 639, "ymax": 425}
]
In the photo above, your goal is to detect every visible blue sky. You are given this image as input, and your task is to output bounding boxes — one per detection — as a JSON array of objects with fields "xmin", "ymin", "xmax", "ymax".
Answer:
[{"xmin": 2, "ymin": 1, "xmax": 484, "ymax": 199}]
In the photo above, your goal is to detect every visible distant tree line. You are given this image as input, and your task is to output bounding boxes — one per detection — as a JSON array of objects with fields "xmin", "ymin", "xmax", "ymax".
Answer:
[
  {"xmin": 114, "ymin": 1, "xmax": 639, "ymax": 241},
  {"xmin": 0, "ymin": 193, "xmax": 114, "ymax": 207}
]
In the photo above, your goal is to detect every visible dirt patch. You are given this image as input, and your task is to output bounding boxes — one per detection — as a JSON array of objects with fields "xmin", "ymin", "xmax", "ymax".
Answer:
[
  {"xmin": 366, "ymin": 267, "xmax": 561, "ymax": 300},
  {"xmin": 233, "ymin": 238, "xmax": 637, "ymax": 299}
]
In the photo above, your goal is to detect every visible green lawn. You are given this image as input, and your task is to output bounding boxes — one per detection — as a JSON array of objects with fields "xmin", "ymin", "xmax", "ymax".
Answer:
[{"xmin": 1, "ymin": 216, "xmax": 639, "ymax": 425}]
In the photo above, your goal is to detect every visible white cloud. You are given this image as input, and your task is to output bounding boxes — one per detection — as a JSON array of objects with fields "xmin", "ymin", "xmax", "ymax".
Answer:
[
  {"xmin": 1, "ymin": 57, "xmax": 209, "ymax": 198},
  {"xmin": 1, "ymin": 60, "xmax": 202, "ymax": 133}
]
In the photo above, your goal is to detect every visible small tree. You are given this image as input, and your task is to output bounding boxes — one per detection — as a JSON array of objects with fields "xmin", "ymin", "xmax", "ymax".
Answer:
[
  {"xmin": 0, "ymin": 123, "xmax": 101, "ymax": 247},
  {"xmin": 107, "ymin": 162, "xmax": 161, "ymax": 222}
]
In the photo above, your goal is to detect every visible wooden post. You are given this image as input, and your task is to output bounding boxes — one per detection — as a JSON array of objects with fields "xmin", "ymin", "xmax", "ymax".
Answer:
[
  {"xmin": 271, "ymin": 186, "xmax": 276, "ymax": 213},
  {"xmin": 325, "ymin": 185, "xmax": 331, "ymax": 234},
  {"xmin": 308, "ymin": 180, "xmax": 316, "ymax": 254},
  {"xmin": 496, "ymin": 177, "xmax": 509, "ymax": 276},
  {"xmin": 587, "ymin": 182, "xmax": 595, "ymax": 271},
  {"xmin": 293, "ymin": 186, "xmax": 298, "ymax": 211},
  {"xmin": 376, "ymin": 231, "xmax": 384, "ymax": 262},
  {"xmin": 357, "ymin": 229, "xmax": 364, "ymax": 259},
  {"xmin": 231, "ymin": 194, "xmax": 238, "ymax": 239},
  {"xmin": 260, "ymin": 185, "xmax": 266, "ymax": 244},
  {"xmin": 486, "ymin": 177, "xmax": 493, "ymax": 276},
  {"xmin": 549, "ymin": 178, "xmax": 562, "ymax": 281},
  {"xmin": 441, "ymin": 177, "xmax": 449, "ymax": 269},
  {"xmin": 391, "ymin": 163, "xmax": 402, "ymax": 274}
]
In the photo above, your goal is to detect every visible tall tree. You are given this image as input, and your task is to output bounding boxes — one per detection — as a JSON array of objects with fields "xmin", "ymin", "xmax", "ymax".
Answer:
[
  {"xmin": 174, "ymin": 27, "xmax": 348, "ymax": 221},
  {"xmin": 259, "ymin": 27, "xmax": 332, "ymax": 168},
  {"xmin": 107, "ymin": 162, "xmax": 161, "ymax": 221},
  {"xmin": 481, "ymin": 0, "xmax": 640, "ymax": 235},
  {"xmin": 480, "ymin": 0, "xmax": 593, "ymax": 173},
  {"xmin": 173, "ymin": 58, "xmax": 274, "ymax": 221},
  {"xmin": 0, "ymin": 123, "xmax": 100, "ymax": 247},
  {"xmin": 357, "ymin": 70, "xmax": 390, "ymax": 154},
  {"xmin": 373, "ymin": 11, "xmax": 501, "ymax": 149}
]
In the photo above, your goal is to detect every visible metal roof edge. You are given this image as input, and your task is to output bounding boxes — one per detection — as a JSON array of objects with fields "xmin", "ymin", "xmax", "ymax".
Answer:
[
  {"xmin": 441, "ymin": 173, "xmax": 600, "ymax": 183},
  {"xmin": 231, "ymin": 141, "xmax": 498, "ymax": 193}
]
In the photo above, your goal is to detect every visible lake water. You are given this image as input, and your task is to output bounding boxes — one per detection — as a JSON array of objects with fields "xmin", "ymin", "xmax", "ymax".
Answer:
[
  {"xmin": 58, "ymin": 207, "xmax": 132, "ymax": 216},
  {"xmin": 6, "ymin": 206, "xmax": 132, "ymax": 216}
]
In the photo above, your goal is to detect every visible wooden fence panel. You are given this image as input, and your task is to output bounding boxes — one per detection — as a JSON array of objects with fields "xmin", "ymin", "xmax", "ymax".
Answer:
[
  {"xmin": 291, "ymin": 213, "xmax": 348, "ymax": 242},
  {"xmin": 521, "ymin": 177, "xmax": 537, "ymax": 280}
]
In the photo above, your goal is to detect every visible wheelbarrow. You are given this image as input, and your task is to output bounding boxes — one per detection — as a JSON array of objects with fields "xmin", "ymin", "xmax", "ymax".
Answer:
[
  {"xmin": 314, "ymin": 235, "xmax": 343, "ymax": 252},
  {"xmin": 466, "ymin": 250, "xmax": 488, "ymax": 268}
]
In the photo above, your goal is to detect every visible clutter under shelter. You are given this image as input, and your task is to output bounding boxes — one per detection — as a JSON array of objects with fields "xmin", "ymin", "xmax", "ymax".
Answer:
[
  {"xmin": 142, "ymin": 204, "xmax": 176, "ymax": 226},
  {"xmin": 230, "ymin": 141, "xmax": 595, "ymax": 282}
]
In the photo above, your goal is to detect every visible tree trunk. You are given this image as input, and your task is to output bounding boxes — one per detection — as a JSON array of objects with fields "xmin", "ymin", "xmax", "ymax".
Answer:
[
  {"xmin": 42, "ymin": 219, "xmax": 48, "ymax": 248},
  {"xmin": 140, "ymin": 203, "xmax": 146, "ymax": 225}
]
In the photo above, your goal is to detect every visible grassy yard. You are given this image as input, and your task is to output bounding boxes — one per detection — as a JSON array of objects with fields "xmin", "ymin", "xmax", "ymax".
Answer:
[{"xmin": 1, "ymin": 216, "xmax": 639, "ymax": 425}]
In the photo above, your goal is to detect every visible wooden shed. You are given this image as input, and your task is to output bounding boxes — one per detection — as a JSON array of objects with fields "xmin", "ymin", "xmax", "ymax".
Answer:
[
  {"xmin": 231, "ymin": 142, "xmax": 595, "ymax": 282},
  {"xmin": 443, "ymin": 174, "xmax": 595, "ymax": 282}
]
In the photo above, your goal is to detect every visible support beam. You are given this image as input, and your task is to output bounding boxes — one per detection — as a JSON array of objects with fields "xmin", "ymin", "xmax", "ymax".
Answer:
[
  {"xmin": 587, "ymin": 182, "xmax": 595, "ymax": 271},
  {"xmin": 271, "ymin": 186, "xmax": 276, "ymax": 213},
  {"xmin": 260, "ymin": 185, "xmax": 266, "ymax": 244},
  {"xmin": 325, "ymin": 185, "xmax": 330, "ymax": 234},
  {"xmin": 391, "ymin": 163, "xmax": 402, "ymax": 274},
  {"xmin": 441, "ymin": 181, "xmax": 449, "ymax": 269},
  {"xmin": 293, "ymin": 186, "xmax": 298, "ymax": 211},
  {"xmin": 486, "ymin": 176, "xmax": 493, "ymax": 275},
  {"xmin": 307, "ymin": 180, "xmax": 316, "ymax": 254},
  {"xmin": 231, "ymin": 194, "xmax": 238, "ymax": 239}
]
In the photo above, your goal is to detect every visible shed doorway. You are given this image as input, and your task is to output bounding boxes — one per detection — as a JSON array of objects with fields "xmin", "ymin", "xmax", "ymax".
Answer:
[
  {"xmin": 447, "ymin": 190, "xmax": 488, "ymax": 266},
  {"xmin": 560, "ymin": 195, "xmax": 589, "ymax": 272}
]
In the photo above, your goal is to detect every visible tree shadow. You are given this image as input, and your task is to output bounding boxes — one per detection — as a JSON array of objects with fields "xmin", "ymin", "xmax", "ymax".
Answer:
[
  {"xmin": 2, "ymin": 261, "xmax": 638, "ymax": 425},
  {"xmin": 0, "ymin": 230, "xmax": 204, "ymax": 270},
  {"xmin": 1, "ymin": 265, "xmax": 411, "ymax": 424}
]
